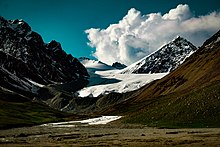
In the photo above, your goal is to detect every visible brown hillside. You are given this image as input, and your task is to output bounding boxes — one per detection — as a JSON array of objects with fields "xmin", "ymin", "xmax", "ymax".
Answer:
[{"xmin": 135, "ymin": 30, "xmax": 220, "ymax": 101}]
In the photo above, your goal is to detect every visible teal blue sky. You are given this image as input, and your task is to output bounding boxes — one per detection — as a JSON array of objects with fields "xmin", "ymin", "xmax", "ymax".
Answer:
[{"xmin": 0, "ymin": 0, "xmax": 219, "ymax": 59}]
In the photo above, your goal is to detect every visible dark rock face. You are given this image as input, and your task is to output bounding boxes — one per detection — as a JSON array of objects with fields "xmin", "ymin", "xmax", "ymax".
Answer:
[
  {"xmin": 203, "ymin": 30, "xmax": 220, "ymax": 46},
  {"xmin": 121, "ymin": 36, "xmax": 197, "ymax": 74},
  {"xmin": 112, "ymin": 62, "xmax": 127, "ymax": 69},
  {"xmin": 0, "ymin": 17, "xmax": 89, "ymax": 94}
]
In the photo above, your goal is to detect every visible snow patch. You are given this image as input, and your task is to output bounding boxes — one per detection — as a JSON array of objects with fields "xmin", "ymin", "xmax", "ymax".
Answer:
[
  {"xmin": 78, "ymin": 57, "xmax": 167, "ymax": 97},
  {"xmin": 41, "ymin": 116, "xmax": 122, "ymax": 127},
  {"xmin": 26, "ymin": 78, "xmax": 45, "ymax": 88},
  {"xmin": 77, "ymin": 70, "xmax": 167, "ymax": 97}
]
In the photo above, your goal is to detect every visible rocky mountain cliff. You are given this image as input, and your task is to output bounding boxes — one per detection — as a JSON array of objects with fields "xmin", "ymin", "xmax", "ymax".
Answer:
[
  {"xmin": 0, "ymin": 17, "xmax": 89, "ymax": 94},
  {"xmin": 121, "ymin": 36, "xmax": 197, "ymax": 74}
]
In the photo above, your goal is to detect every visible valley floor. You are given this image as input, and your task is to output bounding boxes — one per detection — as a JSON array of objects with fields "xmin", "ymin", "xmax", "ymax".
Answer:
[{"xmin": 1, "ymin": 122, "xmax": 220, "ymax": 146}]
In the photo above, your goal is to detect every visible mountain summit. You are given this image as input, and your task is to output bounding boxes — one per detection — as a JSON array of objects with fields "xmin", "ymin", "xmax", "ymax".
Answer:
[{"xmin": 121, "ymin": 36, "xmax": 197, "ymax": 74}]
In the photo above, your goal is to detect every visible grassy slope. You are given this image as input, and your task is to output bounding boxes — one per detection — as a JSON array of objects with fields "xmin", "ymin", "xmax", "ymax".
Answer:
[
  {"xmin": 0, "ymin": 100, "xmax": 66, "ymax": 129},
  {"xmin": 123, "ymin": 81, "xmax": 220, "ymax": 128},
  {"xmin": 0, "ymin": 89, "xmax": 82, "ymax": 129}
]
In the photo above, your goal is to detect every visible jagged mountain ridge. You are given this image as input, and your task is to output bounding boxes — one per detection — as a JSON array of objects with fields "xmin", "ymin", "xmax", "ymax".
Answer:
[
  {"xmin": 121, "ymin": 36, "xmax": 197, "ymax": 74},
  {"xmin": 0, "ymin": 17, "xmax": 89, "ymax": 94}
]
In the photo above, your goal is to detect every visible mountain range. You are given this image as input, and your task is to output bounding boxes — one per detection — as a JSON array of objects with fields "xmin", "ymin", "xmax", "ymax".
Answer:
[
  {"xmin": 0, "ymin": 16, "xmax": 219, "ymax": 129},
  {"xmin": 76, "ymin": 37, "xmax": 197, "ymax": 98}
]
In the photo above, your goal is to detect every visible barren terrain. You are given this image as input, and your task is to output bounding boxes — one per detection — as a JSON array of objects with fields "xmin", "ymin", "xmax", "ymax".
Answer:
[{"xmin": 1, "ymin": 122, "xmax": 220, "ymax": 146}]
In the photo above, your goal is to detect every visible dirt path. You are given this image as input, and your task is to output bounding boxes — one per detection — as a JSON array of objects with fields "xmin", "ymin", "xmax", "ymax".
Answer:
[{"xmin": 0, "ymin": 123, "xmax": 220, "ymax": 146}]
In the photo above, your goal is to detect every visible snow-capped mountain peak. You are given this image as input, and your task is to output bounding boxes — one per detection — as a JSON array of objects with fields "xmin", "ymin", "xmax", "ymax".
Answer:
[{"xmin": 121, "ymin": 36, "xmax": 197, "ymax": 74}]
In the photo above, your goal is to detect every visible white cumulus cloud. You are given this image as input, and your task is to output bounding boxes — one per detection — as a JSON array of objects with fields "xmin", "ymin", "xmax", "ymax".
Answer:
[{"xmin": 85, "ymin": 4, "xmax": 220, "ymax": 65}]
